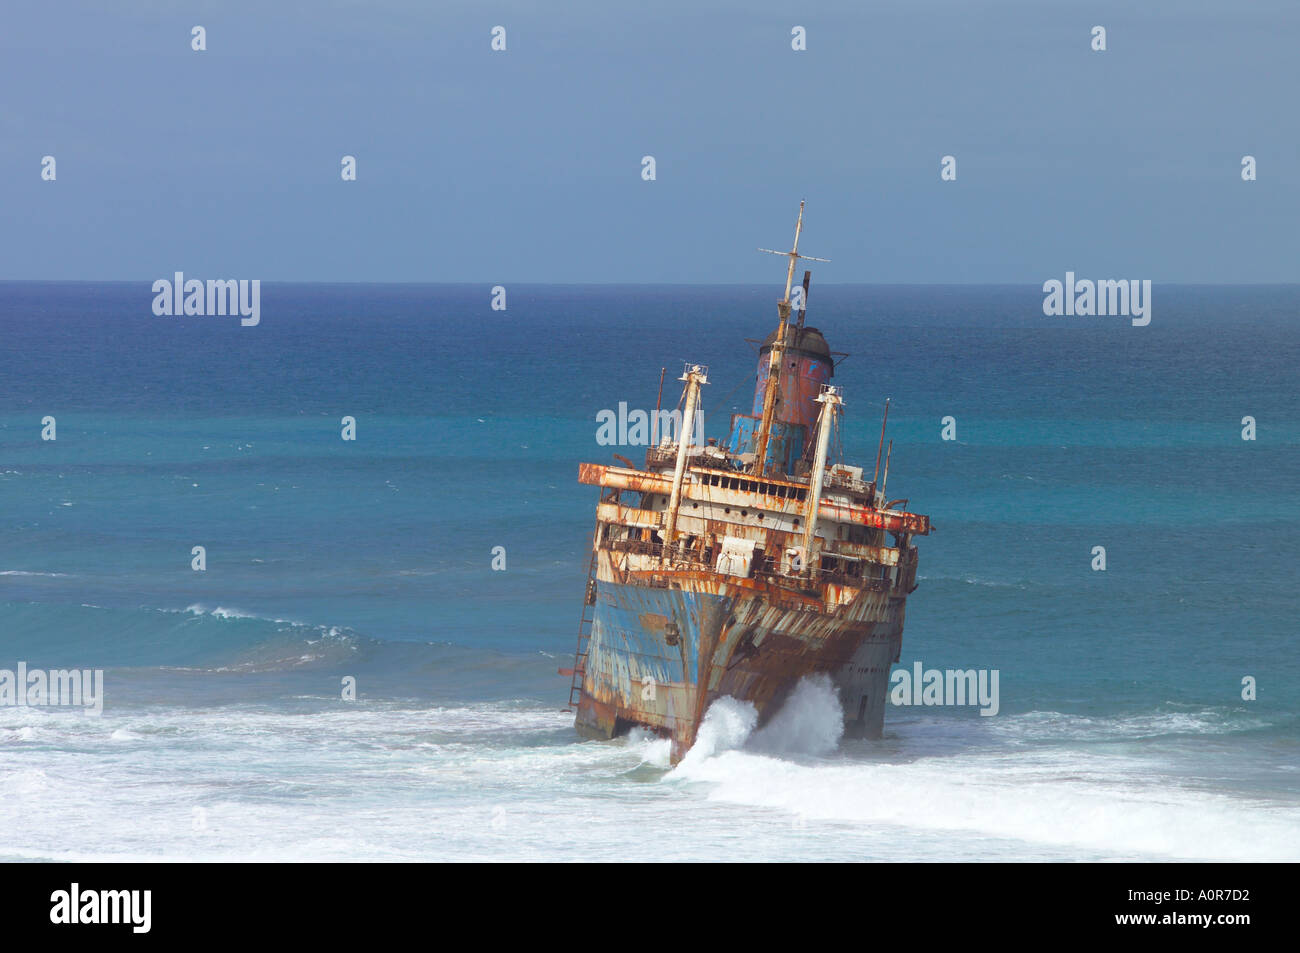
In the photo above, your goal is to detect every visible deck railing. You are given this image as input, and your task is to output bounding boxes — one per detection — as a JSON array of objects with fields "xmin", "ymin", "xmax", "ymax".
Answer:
[{"xmin": 602, "ymin": 538, "xmax": 900, "ymax": 593}]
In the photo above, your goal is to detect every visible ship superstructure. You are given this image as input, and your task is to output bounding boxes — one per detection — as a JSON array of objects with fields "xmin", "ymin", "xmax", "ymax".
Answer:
[{"xmin": 564, "ymin": 203, "xmax": 931, "ymax": 760}]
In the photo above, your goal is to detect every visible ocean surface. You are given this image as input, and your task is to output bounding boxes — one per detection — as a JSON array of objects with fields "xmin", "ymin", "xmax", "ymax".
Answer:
[{"xmin": 1, "ymin": 281, "xmax": 1297, "ymax": 862}]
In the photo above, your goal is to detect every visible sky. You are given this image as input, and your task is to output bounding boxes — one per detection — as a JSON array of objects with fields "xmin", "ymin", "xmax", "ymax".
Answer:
[{"xmin": 2, "ymin": 1, "xmax": 1297, "ymax": 283}]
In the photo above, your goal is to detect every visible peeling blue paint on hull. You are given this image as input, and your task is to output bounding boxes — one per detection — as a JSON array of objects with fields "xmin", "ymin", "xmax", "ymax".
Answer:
[{"xmin": 573, "ymin": 579, "xmax": 903, "ymax": 758}]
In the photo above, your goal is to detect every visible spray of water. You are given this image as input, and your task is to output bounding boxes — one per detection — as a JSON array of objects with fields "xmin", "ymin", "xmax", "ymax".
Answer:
[
  {"xmin": 624, "ymin": 727, "xmax": 673, "ymax": 768},
  {"xmin": 675, "ymin": 697, "xmax": 758, "ymax": 770},
  {"xmin": 750, "ymin": 674, "xmax": 845, "ymax": 756},
  {"xmin": 675, "ymin": 675, "xmax": 845, "ymax": 771}
]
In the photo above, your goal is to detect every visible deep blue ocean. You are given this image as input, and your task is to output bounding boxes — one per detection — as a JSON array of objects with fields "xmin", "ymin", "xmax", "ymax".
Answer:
[{"xmin": 1, "ymin": 281, "xmax": 1297, "ymax": 861}]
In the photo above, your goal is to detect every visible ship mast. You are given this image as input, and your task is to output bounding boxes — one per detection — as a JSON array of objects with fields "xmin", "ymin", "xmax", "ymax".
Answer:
[
  {"xmin": 662, "ymin": 363, "xmax": 708, "ymax": 549},
  {"xmin": 753, "ymin": 201, "xmax": 829, "ymax": 476},
  {"xmin": 800, "ymin": 385, "xmax": 843, "ymax": 575}
]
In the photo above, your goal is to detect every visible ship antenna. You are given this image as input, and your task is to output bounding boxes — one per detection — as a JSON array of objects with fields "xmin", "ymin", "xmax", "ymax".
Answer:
[
  {"xmin": 880, "ymin": 439, "xmax": 894, "ymax": 503},
  {"xmin": 653, "ymin": 366, "xmax": 667, "ymax": 444},
  {"xmin": 872, "ymin": 398, "xmax": 890, "ymax": 500},
  {"xmin": 752, "ymin": 201, "xmax": 829, "ymax": 476}
]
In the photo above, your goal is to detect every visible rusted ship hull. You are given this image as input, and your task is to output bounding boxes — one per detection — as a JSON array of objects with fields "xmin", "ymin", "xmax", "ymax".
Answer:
[
  {"xmin": 566, "ymin": 203, "xmax": 930, "ymax": 762},
  {"xmin": 573, "ymin": 568, "xmax": 908, "ymax": 757}
]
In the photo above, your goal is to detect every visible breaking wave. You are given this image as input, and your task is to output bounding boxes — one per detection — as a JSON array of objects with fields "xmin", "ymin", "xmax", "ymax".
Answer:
[
  {"xmin": 663, "ymin": 698, "xmax": 1300, "ymax": 860},
  {"xmin": 750, "ymin": 674, "xmax": 845, "ymax": 757},
  {"xmin": 676, "ymin": 697, "xmax": 758, "ymax": 770},
  {"xmin": 0, "ymin": 598, "xmax": 381, "ymax": 674},
  {"xmin": 675, "ymin": 674, "xmax": 846, "ymax": 771}
]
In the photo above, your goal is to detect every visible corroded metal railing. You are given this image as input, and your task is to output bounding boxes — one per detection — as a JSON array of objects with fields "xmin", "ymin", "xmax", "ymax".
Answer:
[{"xmin": 602, "ymin": 537, "xmax": 903, "ymax": 594}]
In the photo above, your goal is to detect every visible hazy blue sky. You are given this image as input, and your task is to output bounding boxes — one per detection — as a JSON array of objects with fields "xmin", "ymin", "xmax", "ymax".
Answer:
[{"xmin": 3, "ymin": 1, "xmax": 1297, "ymax": 282}]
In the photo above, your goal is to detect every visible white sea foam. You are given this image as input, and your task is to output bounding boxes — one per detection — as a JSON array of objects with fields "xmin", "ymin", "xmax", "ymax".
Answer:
[
  {"xmin": 624, "ymin": 727, "xmax": 673, "ymax": 767},
  {"xmin": 675, "ymin": 697, "xmax": 757, "ymax": 770},
  {"xmin": 988, "ymin": 707, "xmax": 1263, "ymax": 743},
  {"xmin": 674, "ymin": 675, "xmax": 845, "ymax": 769},
  {"xmin": 0, "ymin": 726, "xmax": 41, "ymax": 744},
  {"xmin": 666, "ymin": 743, "xmax": 1300, "ymax": 861},
  {"xmin": 184, "ymin": 604, "xmax": 256, "ymax": 621},
  {"xmin": 180, "ymin": 603, "xmax": 302, "ymax": 626},
  {"xmin": 0, "ymin": 698, "xmax": 1295, "ymax": 862},
  {"xmin": 654, "ymin": 691, "xmax": 1300, "ymax": 860},
  {"xmin": 0, "ymin": 768, "xmax": 50, "ymax": 795},
  {"xmin": 750, "ymin": 674, "xmax": 845, "ymax": 757}
]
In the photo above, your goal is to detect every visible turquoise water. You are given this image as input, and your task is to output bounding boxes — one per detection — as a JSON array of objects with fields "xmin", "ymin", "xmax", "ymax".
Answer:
[{"xmin": 1, "ymin": 281, "xmax": 1297, "ymax": 860}]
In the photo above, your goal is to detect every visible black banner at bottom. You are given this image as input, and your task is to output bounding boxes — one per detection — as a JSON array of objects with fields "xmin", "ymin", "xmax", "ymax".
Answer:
[{"xmin": 0, "ymin": 861, "xmax": 1278, "ymax": 941}]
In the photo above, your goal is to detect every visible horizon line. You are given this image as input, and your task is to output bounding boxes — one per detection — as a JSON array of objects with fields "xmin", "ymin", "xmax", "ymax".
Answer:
[{"xmin": 2, "ymin": 279, "xmax": 1298, "ymax": 288}]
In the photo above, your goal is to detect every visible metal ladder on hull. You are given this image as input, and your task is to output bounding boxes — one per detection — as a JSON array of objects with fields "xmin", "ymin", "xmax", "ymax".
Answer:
[{"xmin": 562, "ymin": 544, "xmax": 598, "ymax": 713}]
